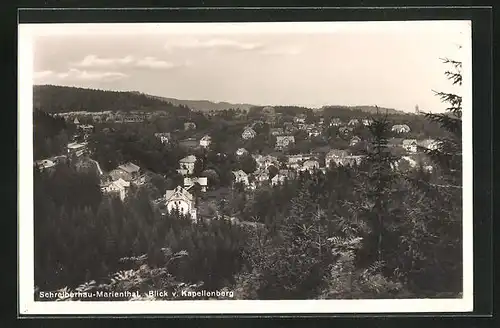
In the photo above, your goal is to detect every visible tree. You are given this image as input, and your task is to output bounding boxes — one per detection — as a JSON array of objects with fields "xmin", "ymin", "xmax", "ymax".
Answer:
[{"xmin": 239, "ymin": 154, "xmax": 257, "ymax": 174}]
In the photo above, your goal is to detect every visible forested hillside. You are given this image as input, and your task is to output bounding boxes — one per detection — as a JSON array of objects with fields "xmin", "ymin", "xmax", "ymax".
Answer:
[{"xmin": 33, "ymin": 85, "xmax": 190, "ymax": 113}]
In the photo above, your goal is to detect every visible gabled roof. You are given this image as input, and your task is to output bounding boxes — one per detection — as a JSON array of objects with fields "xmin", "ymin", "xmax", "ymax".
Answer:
[
  {"xmin": 326, "ymin": 149, "xmax": 349, "ymax": 158},
  {"xmin": 236, "ymin": 148, "xmax": 248, "ymax": 155},
  {"xmin": 118, "ymin": 162, "xmax": 140, "ymax": 174},
  {"xmin": 154, "ymin": 132, "xmax": 171, "ymax": 137},
  {"xmin": 201, "ymin": 135, "xmax": 211, "ymax": 141},
  {"xmin": 165, "ymin": 185, "xmax": 193, "ymax": 202},
  {"xmin": 243, "ymin": 127, "xmax": 256, "ymax": 134},
  {"xmin": 402, "ymin": 139, "xmax": 417, "ymax": 146},
  {"xmin": 417, "ymin": 139, "xmax": 438, "ymax": 148},
  {"xmin": 303, "ymin": 160, "xmax": 320, "ymax": 167},
  {"xmin": 232, "ymin": 170, "xmax": 248, "ymax": 179},
  {"xmin": 276, "ymin": 135, "xmax": 295, "ymax": 142},
  {"xmin": 35, "ymin": 159, "xmax": 56, "ymax": 169},
  {"xmin": 180, "ymin": 155, "xmax": 197, "ymax": 163},
  {"xmin": 111, "ymin": 178, "xmax": 130, "ymax": 189}
]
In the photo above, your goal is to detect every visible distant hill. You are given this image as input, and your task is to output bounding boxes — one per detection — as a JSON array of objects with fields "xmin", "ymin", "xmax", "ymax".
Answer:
[
  {"xmin": 33, "ymin": 85, "xmax": 190, "ymax": 114},
  {"xmin": 139, "ymin": 93, "xmax": 256, "ymax": 112},
  {"xmin": 321, "ymin": 105, "xmax": 405, "ymax": 115},
  {"xmin": 34, "ymin": 85, "xmax": 407, "ymax": 116},
  {"xmin": 34, "ymin": 85, "xmax": 256, "ymax": 114}
]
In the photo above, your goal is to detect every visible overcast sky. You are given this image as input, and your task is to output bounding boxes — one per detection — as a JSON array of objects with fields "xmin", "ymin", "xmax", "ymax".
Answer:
[{"xmin": 29, "ymin": 21, "xmax": 471, "ymax": 113}]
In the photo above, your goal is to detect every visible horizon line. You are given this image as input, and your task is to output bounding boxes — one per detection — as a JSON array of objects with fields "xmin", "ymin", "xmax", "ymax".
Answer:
[{"xmin": 33, "ymin": 84, "xmax": 440, "ymax": 114}]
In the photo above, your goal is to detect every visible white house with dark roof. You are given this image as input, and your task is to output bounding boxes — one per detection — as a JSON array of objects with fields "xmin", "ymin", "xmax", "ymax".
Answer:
[
  {"xmin": 178, "ymin": 155, "xmax": 197, "ymax": 175},
  {"xmin": 165, "ymin": 185, "xmax": 197, "ymax": 221},
  {"xmin": 402, "ymin": 139, "xmax": 418, "ymax": 153}
]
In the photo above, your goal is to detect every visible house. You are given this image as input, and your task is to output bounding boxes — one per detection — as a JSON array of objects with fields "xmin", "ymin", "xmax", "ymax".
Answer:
[
  {"xmin": 402, "ymin": 139, "xmax": 418, "ymax": 153},
  {"xmin": 101, "ymin": 178, "xmax": 130, "ymax": 201},
  {"xmin": 275, "ymin": 136, "xmax": 295, "ymax": 150},
  {"xmin": 294, "ymin": 114, "xmax": 306, "ymax": 124},
  {"xmin": 34, "ymin": 159, "xmax": 56, "ymax": 171},
  {"xmin": 325, "ymin": 149, "xmax": 349, "ymax": 167},
  {"xmin": 164, "ymin": 186, "xmax": 197, "ymax": 221},
  {"xmin": 270, "ymin": 128, "xmax": 284, "ymax": 136},
  {"xmin": 362, "ymin": 119, "xmax": 374, "ymax": 126},
  {"xmin": 184, "ymin": 177, "xmax": 208, "ymax": 192},
  {"xmin": 255, "ymin": 155, "xmax": 278, "ymax": 169},
  {"xmin": 251, "ymin": 120, "xmax": 265, "ymax": 128},
  {"xmin": 109, "ymin": 162, "xmax": 141, "ymax": 182},
  {"xmin": 154, "ymin": 132, "xmax": 171, "ymax": 144},
  {"xmin": 184, "ymin": 122, "xmax": 197, "ymax": 130},
  {"xmin": 308, "ymin": 128, "xmax": 321, "ymax": 138},
  {"xmin": 348, "ymin": 119, "xmax": 360, "ymax": 126},
  {"xmin": 178, "ymin": 155, "xmax": 197, "ymax": 175},
  {"xmin": 67, "ymin": 142, "xmax": 88, "ymax": 158},
  {"xmin": 391, "ymin": 124, "xmax": 411, "ymax": 133},
  {"xmin": 344, "ymin": 155, "xmax": 365, "ymax": 166},
  {"xmin": 301, "ymin": 160, "xmax": 320, "ymax": 172},
  {"xmin": 339, "ymin": 126, "xmax": 353, "ymax": 135},
  {"xmin": 236, "ymin": 148, "xmax": 248, "ymax": 156},
  {"xmin": 253, "ymin": 171, "xmax": 270, "ymax": 183},
  {"xmin": 232, "ymin": 170, "xmax": 249, "ymax": 186},
  {"xmin": 199, "ymin": 135, "xmax": 212, "ymax": 148},
  {"xmin": 417, "ymin": 139, "xmax": 439, "ymax": 151},
  {"xmin": 78, "ymin": 124, "xmax": 94, "ymax": 134},
  {"xmin": 319, "ymin": 117, "xmax": 325, "ymax": 125},
  {"xmin": 329, "ymin": 118, "xmax": 342, "ymax": 127},
  {"xmin": 288, "ymin": 154, "xmax": 308, "ymax": 164},
  {"xmin": 349, "ymin": 136, "xmax": 362, "ymax": 146},
  {"xmin": 242, "ymin": 127, "xmax": 257, "ymax": 140},
  {"xmin": 271, "ymin": 172, "xmax": 288, "ymax": 186},
  {"xmin": 73, "ymin": 117, "xmax": 80, "ymax": 125}
]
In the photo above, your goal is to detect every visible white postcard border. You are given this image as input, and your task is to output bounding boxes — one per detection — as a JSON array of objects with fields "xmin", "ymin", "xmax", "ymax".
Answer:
[{"xmin": 18, "ymin": 21, "xmax": 473, "ymax": 315}]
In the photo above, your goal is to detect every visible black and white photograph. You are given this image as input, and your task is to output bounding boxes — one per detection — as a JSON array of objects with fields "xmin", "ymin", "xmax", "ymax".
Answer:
[{"xmin": 18, "ymin": 20, "xmax": 472, "ymax": 315}]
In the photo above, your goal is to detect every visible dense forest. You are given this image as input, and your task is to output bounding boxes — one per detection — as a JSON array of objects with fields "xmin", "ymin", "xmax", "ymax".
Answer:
[
  {"xmin": 34, "ymin": 85, "xmax": 190, "ymax": 114},
  {"xmin": 32, "ymin": 58, "xmax": 463, "ymax": 301}
]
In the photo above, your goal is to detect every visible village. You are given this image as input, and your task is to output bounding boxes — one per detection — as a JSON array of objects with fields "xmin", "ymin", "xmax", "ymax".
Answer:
[{"xmin": 35, "ymin": 106, "xmax": 439, "ymax": 224}]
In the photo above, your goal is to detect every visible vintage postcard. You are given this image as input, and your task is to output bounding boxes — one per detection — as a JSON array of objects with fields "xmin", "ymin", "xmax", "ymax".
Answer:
[{"xmin": 18, "ymin": 20, "xmax": 472, "ymax": 315}]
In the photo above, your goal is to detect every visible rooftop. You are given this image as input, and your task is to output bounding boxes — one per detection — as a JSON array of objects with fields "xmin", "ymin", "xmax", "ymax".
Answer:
[{"xmin": 118, "ymin": 162, "xmax": 140, "ymax": 174}]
